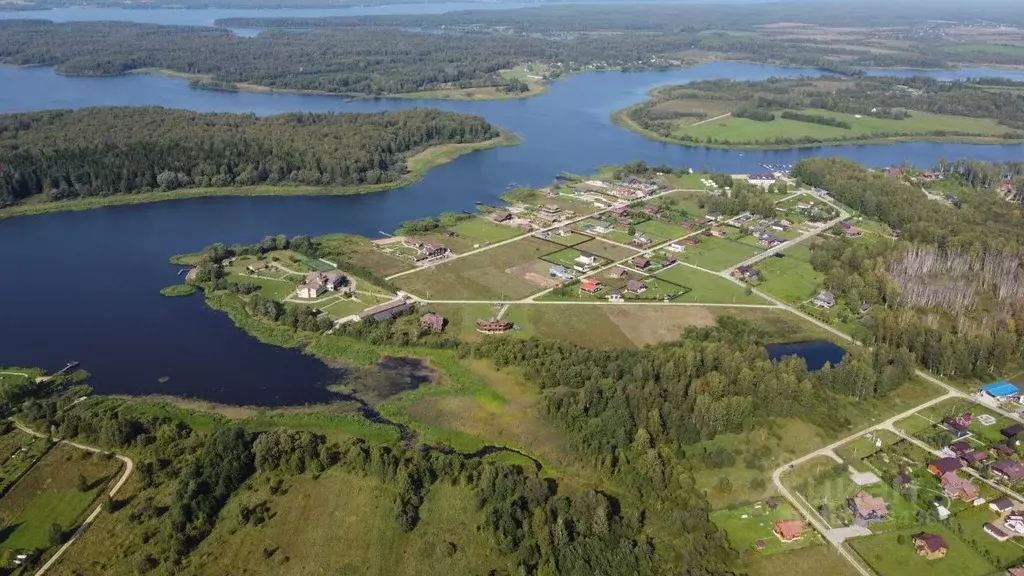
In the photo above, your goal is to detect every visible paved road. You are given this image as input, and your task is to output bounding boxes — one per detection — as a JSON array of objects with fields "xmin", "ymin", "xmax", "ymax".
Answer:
[{"xmin": 12, "ymin": 421, "xmax": 134, "ymax": 576}]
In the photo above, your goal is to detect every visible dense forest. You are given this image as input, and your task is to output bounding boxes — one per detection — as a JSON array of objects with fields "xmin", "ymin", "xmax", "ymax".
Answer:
[
  {"xmin": 0, "ymin": 107, "xmax": 498, "ymax": 206},
  {"xmin": 792, "ymin": 157, "xmax": 1024, "ymax": 380},
  {"xmin": 624, "ymin": 76, "xmax": 1024, "ymax": 145}
]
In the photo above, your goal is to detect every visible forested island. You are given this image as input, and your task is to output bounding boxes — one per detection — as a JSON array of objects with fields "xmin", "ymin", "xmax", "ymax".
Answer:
[
  {"xmin": 0, "ymin": 107, "xmax": 510, "ymax": 214},
  {"xmin": 616, "ymin": 76, "xmax": 1024, "ymax": 148}
]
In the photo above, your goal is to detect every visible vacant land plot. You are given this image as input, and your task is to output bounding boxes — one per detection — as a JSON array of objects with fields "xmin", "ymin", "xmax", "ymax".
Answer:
[
  {"xmin": 449, "ymin": 218, "xmax": 523, "ymax": 244},
  {"xmin": 849, "ymin": 524, "xmax": 994, "ymax": 576},
  {"xmin": 683, "ymin": 237, "xmax": 764, "ymax": 271},
  {"xmin": 655, "ymin": 265, "xmax": 765, "ymax": 304},
  {"xmin": 746, "ymin": 545, "xmax": 860, "ymax": 576},
  {"xmin": 756, "ymin": 243, "xmax": 824, "ymax": 303},
  {"xmin": 542, "ymin": 247, "xmax": 607, "ymax": 270},
  {"xmin": 187, "ymin": 469, "xmax": 512, "ymax": 576},
  {"xmin": 393, "ymin": 237, "xmax": 556, "ymax": 300},
  {"xmin": 636, "ymin": 219, "xmax": 691, "ymax": 240},
  {"xmin": 542, "ymin": 232, "xmax": 591, "ymax": 247},
  {"xmin": 502, "ymin": 305, "xmax": 633, "ymax": 348},
  {"xmin": 318, "ymin": 234, "xmax": 414, "ymax": 277},
  {"xmin": 0, "ymin": 443, "xmax": 120, "ymax": 551},
  {"xmin": 0, "ymin": 428, "xmax": 49, "ymax": 496},
  {"xmin": 680, "ymin": 108, "xmax": 1018, "ymax": 145},
  {"xmin": 572, "ymin": 238, "xmax": 639, "ymax": 261}
]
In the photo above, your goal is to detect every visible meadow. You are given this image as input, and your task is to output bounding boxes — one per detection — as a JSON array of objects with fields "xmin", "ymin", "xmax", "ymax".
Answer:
[
  {"xmin": 755, "ymin": 243, "xmax": 824, "ymax": 304},
  {"xmin": 654, "ymin": 265, "xmax": 765, "ymax": 304},
  {"xmin": 849, "ymin": 524, "xmax": 995, "ymax": 576},
  {"xmin": 681, "ymin": 237, "xmax": 764, "ymax": 271}
]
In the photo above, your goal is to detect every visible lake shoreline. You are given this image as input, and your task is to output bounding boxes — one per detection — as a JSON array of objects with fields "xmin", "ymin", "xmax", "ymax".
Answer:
[
  {"xmin": 610, "ymin": 107, "xmax": 1024, "ymax": 151},
  {"xmin": 0, "ymin": 130, "xmax": 519, "ymax": 219}
]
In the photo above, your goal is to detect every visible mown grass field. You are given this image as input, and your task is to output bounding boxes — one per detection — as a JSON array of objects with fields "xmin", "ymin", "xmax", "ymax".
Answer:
[
  {"xmin": 756, "ymin": 243, "xmax": 824, "ymax": 304},
  {"xmin": 654, "ymin": 265, "xmax": 765, "ymax": 304},
  {"xmin": 0, "ymin": 443, "xmax": 120, "ymax": 551},
  {"xmin": 636, "ymin": 219, "xmax": 691, "ymax": 240},
  {"xmin": 849, "ymin": 524, "xmax": 995, "ymax": 576},
  {"xmin": 186, "ymin": 470, "xmax": 513, "ymax": 576},
  {"xmin": 573, "ymin": 238, "xmax": 639, "ymax": 261},
  {"xmin": 448, "ymin": 218, "xmax": 524, "ymax": 244},
  {"xmin": 316, "ymin": 234, "xmax": 414, "ymax": 277},
  {"xmin": 393, "ymin": 237, "xmax": 556, "ymax": 300},
  {"xmin": 682, "ymin": 237, "xmax": 764, "ymax": 271},
  {"xmin": 712, "ymin": 499, "xmax": 814, "ymax": 555},
  {"xmin": 745, "ymin": 545, "xmax": 860, "ymax": 576},
  {"xmin": 680, "ymin": 108, "xmax": 1018, "ymax": 145}
]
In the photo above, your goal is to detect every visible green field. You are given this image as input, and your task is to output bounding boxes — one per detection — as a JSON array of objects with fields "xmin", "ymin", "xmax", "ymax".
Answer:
[
  {"xmin": 543, "ymin": 232, "xmax": 592, "ymax": 247},
  {"xmin": 0, "ymin": 428, "xmax": 49, "ymax": 497},
  {"xmin": 682, "ymin": 237, "xmax": 764, "ymax": 271},
  {"xmin": 952, "ymin": 43, "xmax": 1024, "ymax": 56},
  {"xmin": 572, "ymin": 238, "xmax": 639, "ymax": 261},
  {"xmin": 849, "ymin": 524, "xmax": 995, "ymax": 576},
  {"xmin": 393, "ymin": 237, "xmax": 556, "ymax": 300},
  {"xmin": 712, "ymin": 500, "xmax": 815, "ymax": 555},
  {"xmin": 746, "ymin": 545, "xmax": 860, "ymax": 576},
  {"xmin": 0, "ymin": 443, "xmax": 120, "ymax": 552},
  {"xmin": 449, "ymin": 218, "xmax": 524, "ymax": 244},
  {"xmin": 542, "ymin": 247, "xmax": 607, "ymax": 269},
  {"xmin": 679, "ymin": 108, "xmax": 1018, "ymax": 145},
  {"xmin": 636, "ymin": 219, "xmax": 691, "ymax": 240},
  {"xmin": 186, "ymin": 470, "xmax": 513, "ymax": 576},
  {"xmin": 756, "ymin": 243, "xmax": 824, "ymax": 303},
  {"xmin": 316, "ymin": 234, "xmax": 414, "ymax": 277},
  {"xmin": 654, "ymin": 265, "xmax": 765, "ymax": 304}
]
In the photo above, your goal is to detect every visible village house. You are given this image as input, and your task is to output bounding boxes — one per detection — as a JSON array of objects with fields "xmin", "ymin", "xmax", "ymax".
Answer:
[
  {"xmin": 898, "ymin": 470, "xmax": 912, "ymax": 487},
  {"xmin": 949, "ymin": 441, "xmax": 972, "ymax": 455},
  {"xmin": 549, "ymin": 265, "xmax": 575, "ymax": 280},
  {"xmin": 684, "ymin": 236, "xmax": 701, "ymax": 246},
  {"xmin": 748, "ymin": 174, "xmax": 776, "ymax": 187},
  {"xmin": 812, "ymin": 290, "xmax": 836, "ymax": 309},
  {"xmin": 643, "ymin": 204, "xmax": 661, "ymax": 216},
  {"xmin": 986, "ymin": 382, "xmax": 1022, "ymax": 403},
  {"xmin": 986, "ymin": 523, "xmax": 1011, "ymax": 542},
  {"xmin": 420, "ymin": 312, "xmax": 445, "ymax": 333},
  {"xmin": 308, "ymin": 271, "xmax": 348, "ymax": 292},
  {"xmin": 632, "ymin": 257, "xmax": 650, "ymax": 270},
  {"xmin": 994, "ymin": 444, "xmax": 1016, "ymax": 458},
  {"xmin": 940, "ymin": 471, "xmax": 979, "ymax": 502},
  {"xmin": 476, "ymin": 317, "xmax": 513, "ymax": 334},
  {"xmin": 710, "ymin": 227, "xmax": 727, "ymax": 238},
  {"xmin": 992, "ymin": 460, "xmax": 1024, "ymax": 483},
  {"xmin": 592, "ymin": 223, "xmax": 613, "ymax": 234},
  {"xmin": 990, "ymin": 497, "xmax": 1015, "ymax": 513},
  {"xmin": 1006, "ymin": 513, "xmax": 1024, "ymax": 536},
  {"xmin": 913, "ymin": 532, "xmax": 947, "ymax": 559},
  {"xmin": 607, "ymin": 291, "xmax": 624, "ymax": 303},
  {"xmin": 961, "ymin": 450, "xmax": 990, "ymax": 467},
  {"xmin": 606, "ymin": 266, "xmax": 628, "ymax": 279},
  {"xmin": 490, "ymin": 210, "xmax": 512, "ymax": 223},
  {"xmin": 666, "ymin": 242, "xmax": 686, "ymax": 253},
  {"xmin": 759, "ymin": 235, "xmax": 784, "ymax": 248},
  {"xmin": 733, "ymin": 266, "xmax": 760, "ymax": 282},
  {"xmin": 575, "ymin": 252, "xmax": 599, "ymax": 268},
  {"xmin": 626, "ymin": 279, "xmax": 647, "ymax": 294},
  {"xmin": 661, "ymin": 254, "xmax": 677, "ymax": 267},
  {"xmin": 296, "ymin": 282, "xmax": 325, "ymax": 299},
  {"xmin": 536, "ymin": 204, "xmax": 564, "ymax": 223},
  {"xmin": 942, "ymin": 412, "xmax": 973, "ymax": 437},
  {"xmin": 1003, "ymin": 423, "xmax": 1024, "ymax": 443},
  {"xmin": 631, "ymin": 234, "xmax": 652, "ymax": 247},
  {"xmin": 773, "ymin": 520, "xmax": 803, "ymax": 543},
  {"xmin": 246, "ymin": 261, "xmax": 269, "ymax": 274},
  {"xmin": 413, "ymin": 242, "xmax": 450, "ymax": 263},
  {"xmin": 580, "ymin": 279, "xmax": 603, "ymax": 294},
  {"xmin": 927, "ymin": 457, "xmax": 962, "ymax": 476},
  {"xmin": 359, "ymin": 298, "xmax": 414, "ymax": 322},
  {"xmin": 847, "ymin": 491, "xmax": 888, "ymax": 522},
  {"xmin": 611, "ymin": 207, "xmax": 630, "ymax": 218}
]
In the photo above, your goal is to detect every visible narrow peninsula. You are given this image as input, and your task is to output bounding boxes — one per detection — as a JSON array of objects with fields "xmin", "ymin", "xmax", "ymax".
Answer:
[{"xmin": 615, "ymin": 76, "xmax": 1024, "ymax": 149}]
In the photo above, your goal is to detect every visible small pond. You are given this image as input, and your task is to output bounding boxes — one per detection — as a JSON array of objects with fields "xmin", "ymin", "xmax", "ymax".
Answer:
[{"xmin": 766, "ymin": 340, "xmax": 848, "ymax": 371}]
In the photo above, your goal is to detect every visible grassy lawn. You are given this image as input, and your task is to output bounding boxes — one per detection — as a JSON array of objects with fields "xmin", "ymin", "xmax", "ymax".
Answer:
[
  {"xmin": 950, "ymin": 504, "xmax": 1024, "ymax": 568},
  {"xmin": 542, "ymin": 247, "xmax": 608, "ymax": 270},
  {"xmin": 186, "ymin": 469, "xmax": 513, "ymax": 576},
  {"xmin": 600, "ymin": 229, "xmax": 637, "ymax": 246},
  {"xmin": 682, "ymin": 237, "xmax": 764, "ymax": 271},
  {"xmin": 636, "ymin": 219, "xmax": 691, "ymax": 240},
  {"xmin": 745, "ymin": 544, "xmax": 860, "ymax": 576},
  {"xmin": 0, "ymin": 428, "xmax": 49, "ymax": 497},
  {"xmin": 679, "ymin": 108, "xmax": 1019, "ymax": 145},
  {"xmin": 393, "ymin": 237, "xmax": 558, "ymax": 300},
  {"xmin": 712, "ymin": 499, "xmax": 817, "ymax": 555},
  {"xmin": 756, "ymin": 243, "xmax": 825, "ymax": 304},
  {"xmin": 654, "ymin": 265, "xmax": 765, "ymax": 304},
  {"xmin": 0, "ymin": 443, "xmax": 121, "ymax": 552},
  {"xmin": 225, "ymin": 273, "xmax": 297, "ymax": 301},
  {"xmin": 542, "ymin": 232, "xmax": 592, "ymax": 247},
  {"xmin": 573, "ymin": 238, "xmax": 639, "ymax": 261},
  {"xmin": 849, "ymin": 524, "xmax": 996, "ymax": 576},
  {"xmin": 448, "ymin": 218, "xmax": 523, "ymax": 244},
  {"xmin": 316, "ymin": 234, "xmax": 414, "ymax": 277}
]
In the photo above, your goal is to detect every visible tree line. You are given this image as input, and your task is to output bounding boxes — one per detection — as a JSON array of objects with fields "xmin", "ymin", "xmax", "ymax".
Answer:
[{"xmin": 0, "ymin": 107, "xmax": 497, "ymax": 206}]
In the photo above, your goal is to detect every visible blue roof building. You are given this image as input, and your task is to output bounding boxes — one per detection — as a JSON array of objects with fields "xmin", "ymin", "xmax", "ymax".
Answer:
[{"xmin": 981, "ymin": 381, "xmax": 1020, "ymax": 398}]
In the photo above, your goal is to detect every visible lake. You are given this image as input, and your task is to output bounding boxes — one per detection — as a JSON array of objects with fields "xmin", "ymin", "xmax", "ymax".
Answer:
[
  {"xmin": 767, "ymin": 341, "xmax": 848, "ymax": 371},
  {"xmin": 0, "ymin": 61, "xmax": 1021, "ymax": 405}
]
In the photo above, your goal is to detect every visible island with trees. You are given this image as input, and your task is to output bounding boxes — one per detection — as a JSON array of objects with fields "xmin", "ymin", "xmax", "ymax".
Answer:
[
  {"xmin": 615, "ymin": 76, "xmax": 1024, "ymax": 148},
  {"xmin": 0, "ymin": 107, "xmax": 512, "ymax": 216}
]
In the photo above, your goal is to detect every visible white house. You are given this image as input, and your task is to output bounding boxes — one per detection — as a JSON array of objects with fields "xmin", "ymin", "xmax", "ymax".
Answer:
[
  {"xmin": 296, "ymin": 282, "xmax": 325, "ymax": 299},
  {"xmin": 575, "ymin": 253, "xmax": 598, "ymax": 267},
  {"xmin": 748, "ymin": 174, "xmax": 776, "ymax": 187},
  {"xmin": 666, "ymin": 242, "xmax": 686, "ymax": 253}
]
